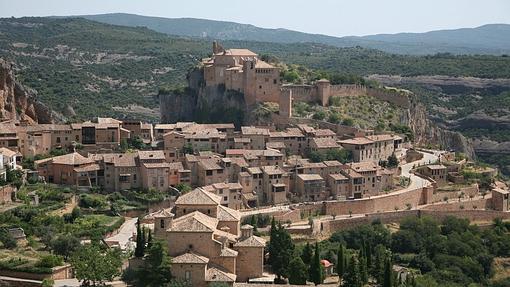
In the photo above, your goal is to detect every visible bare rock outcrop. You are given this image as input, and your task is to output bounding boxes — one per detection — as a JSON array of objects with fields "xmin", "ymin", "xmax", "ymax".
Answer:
[
  {"xmin": 405, "ymin": 96, "xmax": 476, "ymax": 158},
  {"xmin": 0, "ymin": 59, "xmax": 55, "ymax": 123}
]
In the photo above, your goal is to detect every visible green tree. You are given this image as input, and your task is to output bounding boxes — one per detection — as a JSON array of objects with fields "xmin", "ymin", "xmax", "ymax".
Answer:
[
  {"xmin": 343, "ymin": 255, "xmax": 361, "ymax": 287},
  {"xmin": 0, "ymin": 228, "xmax": 17, "ymax": 249},
  {"xmin": 141, "ymin": 240, "xmax": 173, "ymax": 286},
  {"xmin": 387, "ymin": 153, "xmax": 399, "ymax": 168},
  {"xmin": 268, "ymin": 219, "xmax": 295, "ymax": 281},
  {"xmin": 301, "ymin": 242, "xmax": 313, "ymax": 265},
  {"xmin": 71, "ymin": 243, "xmax": 122, "ymax": 286},
  {"xmin": 359, "ymin": 254, "xmax": 368, "ymax": 285},
  {"xmin": 383, "ymin": 257, "xmax": 393, "ymax": 287},
  {"xmin": 135, "ymin": 218, "xmax": 145, "ymax": 257},
  {"xmin": 337, "ymin": 244, "xmax": 346, "ymax": 278},
  {"xmin": 147, "ymin": 229, "xmax": 153, "ymax": 249},
  {"xmin": 288, "ymin": 257, "xmax": 308, "ymax": 285},
  {"xmin": 50, "ymin": 234, "xmax": 80, "ymax": 260},
  {"xmin": 309, "ymin": 242, "xmax": 324, "ymax": 285}
]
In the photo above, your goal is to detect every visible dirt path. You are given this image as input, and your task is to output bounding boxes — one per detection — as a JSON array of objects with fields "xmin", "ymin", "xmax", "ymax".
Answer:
[{"xmin": 52, "ymin": 195, "xmax": 77, "ymax": 216}]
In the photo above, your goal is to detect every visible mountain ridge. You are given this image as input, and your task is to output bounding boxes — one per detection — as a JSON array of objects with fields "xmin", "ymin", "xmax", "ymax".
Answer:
[{"xmin": 76, "ymin": 13, "xmax": 510, "ymax": 55}]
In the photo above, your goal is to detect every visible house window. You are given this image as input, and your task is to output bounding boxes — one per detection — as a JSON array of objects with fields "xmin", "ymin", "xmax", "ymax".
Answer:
[
  {"xmin": 206, "ymin": 170, "xmax": 213, "ymax": 176},
  {"xmin": 185, "ymin": 271, "xmax": 191, "ymax": 281},
  {"xmin": 56, "ymin": 137, "xmax": 61, "ymax": 144},
  {"xmin": 160, "ymin": 219, "xmax": 165, "ymax": 229}
]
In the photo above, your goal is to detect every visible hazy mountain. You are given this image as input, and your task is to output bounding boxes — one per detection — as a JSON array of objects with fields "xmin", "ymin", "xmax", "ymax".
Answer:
[{"xmin": 79, "ymin": 13, "xmax": 510, "ymax": 55}]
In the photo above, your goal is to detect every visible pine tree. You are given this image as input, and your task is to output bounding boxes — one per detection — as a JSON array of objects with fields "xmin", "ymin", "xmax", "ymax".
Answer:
[
  {"xmin": 343, "ymin": 255, "xmax": 361, "ymax": 287},
  {"xmin": 134, "ymin": 218, "xmax": 144, "ymax": 257},
  {"xmin": 337, "ymin": 244, "xmax": 346, "ymax": 277},
  {"xmin": 302, "ymin": 242, "xmax": 313, "ymax": 266},
  {"xmin": 309, "ymin": 242, "xmax": 323, "ymax": 285},
  {"xmin": 383, "ymin": 257, "xmax": 393, "ymax": 287}
]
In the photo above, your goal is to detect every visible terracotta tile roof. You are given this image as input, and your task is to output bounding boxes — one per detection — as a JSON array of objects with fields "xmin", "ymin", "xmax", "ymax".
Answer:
[
  {"xmin": 366, "ymin": 134, "xmax": 396, "ymax": 142},
  {"xmin": 224, "ymin": 48, "xmax": 257, "ymax": 57},
  {"xmin": 199, "ymin": 158, "xmax": 223, "ymax": 170},
  {"xmin": 0, "ymin": 147, "xmax": 18, "ymax": 158},
  {"xmin": 171, "ymin": 211, "xmax": 219, "ymax": 232},
  {"xmin": 241, "ymin": 126, "xmax": 269, "ymax": 136},
  {"xmin": 172, "ymin": 252, "xmax": 209, "ymax": 264},
  {"xmin": 175, "ymin": 188, "xmax": 221, "ymax": 206},
  {"xmin": 206, "ymin": 267, "xmax": 237, "ymax": 282},
  {"xmin": 338, "ymin": 137, "xmax": 374, "ymax": 145},
  {"xmin": 426, "ymin": 164, "xmax": 447, "ymax": 170},
  {"xmin": 113, "ymin": 153, "xmax": 137, "ymax": 167},
  {"xmin": 313, "ymin": 129, "xmax": 336, "ymax": 137},
  {"xmin": 329, "ymin": 173, "xmax": 348, "ymax": 181},
  {"xmin": 142, "ymin": 162, "xmax": 171, "ymax": 169},
  {"xmin": 254, "ymin": 60, "xmax": 274, "ymax": 69},
  {"xmin": 218, "ymin": 205, "xmax": 241, "ymax": 221},
  {"xmin": 323, "ymin": 160, "xmax": 342, "ymax": 167},
  {"xmin": 247, "ymin": 167, "xmax": 262, "ymax": 174},
  {"xmin": 266, "ymin": 141, "xmax": 285, "ymax": 149},
  {"xmin": 297, "ymin": 174, "xmax": 324, "ymax": 181},
  {"xmin": 311, "ymin": 137, "xmax": 340, "ymax": 149},
  {"xmin": 220, "ymin": 247, "xmax": 238, "ymax": 257},
  {"xmin": 138, "ymin": 150, "xmax": 165, "ymax": 161},
  {"xmin": 51, "ymin": 152, "xmax": 95, "ymax": 166},
  {"xmin": 168, "ymin": 162, "xmax": 185, "ymax": 170},
  {"xmin": 154, "ymin": 124, "xmax": 176, "ymax": 130},
  {"xmin": 74, "ymin": 164, "xmax": 100, "ymax": 172},
  {"xmin": 261, "ymin": 165, "xmax": 284, "ymax": 175},
  {"xmin": 349, "ymin": 162, "xmax": 379, "ymax": 172},
  {"xmin": 234, "ymin": 235, "xmax": 266, "ymax": 247},
  {"xmin": 153, "ymin": 208, "xmax": 174, "ymax": 218}
]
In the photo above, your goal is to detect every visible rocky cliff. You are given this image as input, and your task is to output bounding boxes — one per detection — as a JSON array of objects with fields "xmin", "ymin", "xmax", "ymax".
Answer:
[
  {"xmin": 159, "ymin": 68, "xmax": 247, "ymax": 127},
  {"xmin": 0, "ymin": 59, "xmax": 54, "ymax": 124},
  {"xmin": 405, "ymin": 95, "xmax": 476, "ymax": 158}
]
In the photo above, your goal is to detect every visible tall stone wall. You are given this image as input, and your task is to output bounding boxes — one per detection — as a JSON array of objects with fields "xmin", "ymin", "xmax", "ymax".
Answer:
[
  {"xmin": 329, "ymin": 84, "xmax": 367, "ymax": 98},
  {"xmin": 282, "ymin": 85, "xmax": 317, "ymax": 103}
]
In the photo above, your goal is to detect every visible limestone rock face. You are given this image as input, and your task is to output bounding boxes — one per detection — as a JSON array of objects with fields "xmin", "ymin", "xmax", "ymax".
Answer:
[
  {"xmin": 159, "ymin": 67, "xmax": 246, "ymax": 127},
  {"xmin": 0, "ymin": 59, "xmax": 53, "ymax": 124},
  {"xmin": 406, "ymin": 96, "xmax": 475, "ymax": 158}
]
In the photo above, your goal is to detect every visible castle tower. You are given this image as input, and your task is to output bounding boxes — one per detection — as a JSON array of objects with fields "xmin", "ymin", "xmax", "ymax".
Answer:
[
  {"xmin": 243, "ymin": 59, "xmax": 257, "ymax": 106},
  {"xmin": 279, "ymin": 89, "xmax": 292, "ymax": 118},
  {"xmin": 316, "ymin": 79, "xmax": 331, "ymax": 106}
]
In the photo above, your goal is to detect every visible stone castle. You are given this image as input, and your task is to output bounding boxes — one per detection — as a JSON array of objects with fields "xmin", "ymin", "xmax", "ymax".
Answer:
[{"xmin": 201, "ymin": 42, "xmax": 368, "ymax": 110}]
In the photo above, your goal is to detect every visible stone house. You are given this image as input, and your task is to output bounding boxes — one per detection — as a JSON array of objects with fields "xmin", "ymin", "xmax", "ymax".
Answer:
[{"xmin": 421, "ymin": 164, "xmax": 448, "ymax": 186}]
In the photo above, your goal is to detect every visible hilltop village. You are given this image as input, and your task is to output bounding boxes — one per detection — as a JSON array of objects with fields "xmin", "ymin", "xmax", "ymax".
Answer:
[{"xmin": 0, "ymin": 43, "xmax": 509, "ymax": 287}]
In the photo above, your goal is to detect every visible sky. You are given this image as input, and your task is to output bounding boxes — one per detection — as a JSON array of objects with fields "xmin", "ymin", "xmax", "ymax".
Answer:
[{"xmin": 0, "ymin": 0, "xmax": 509, "ymax": 36}]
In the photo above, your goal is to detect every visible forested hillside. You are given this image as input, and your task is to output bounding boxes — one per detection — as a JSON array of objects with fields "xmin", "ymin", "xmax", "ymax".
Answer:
[
  {"xmin": 1, "ymin": 17, "xmax": 510, "ymax": 121},
  {"xmin": 81, "ymin": 13, "xmax": 510, "ymax": 55}
]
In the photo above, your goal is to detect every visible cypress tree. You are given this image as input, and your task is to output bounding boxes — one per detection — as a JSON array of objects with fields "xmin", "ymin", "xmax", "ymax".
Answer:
[
  {"xmin": 337, "ymin": 244, "xmax": 345, "ymax": 277},
  {"xmin": 309, "ymin": 242, "xmax": 323, "ymax": 285},
  {"xmin": 301, "ymin": 242, "xmax": 313, "ymax": 266},
  {"xmin": 343, "ymin": 255, "xmax": 361, "ymax": 287},
  {"xmin": 268, "ymin": 217, "xmax": 277, "ymax": 266},
  {"xmin": 383, "ymin": 257, "xmax": 393, "ymax": 287},
  {"xmin": 360, "ymin": 254, "xmax": 368, "ymax": 285},
  {"xmin": 269, "ymin": 220, "xmax": 295, "ymax": 281},
  {"xmin": 134, "ymin": 218, "xmax": 144, "ymax": 257},
  {"xmin": 147, "ymin": 229, "xmax": 153, "ymax": 249},
  {"xmin": 366, "ymin": 241, "xmax": 372, "ymax": 270}
]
